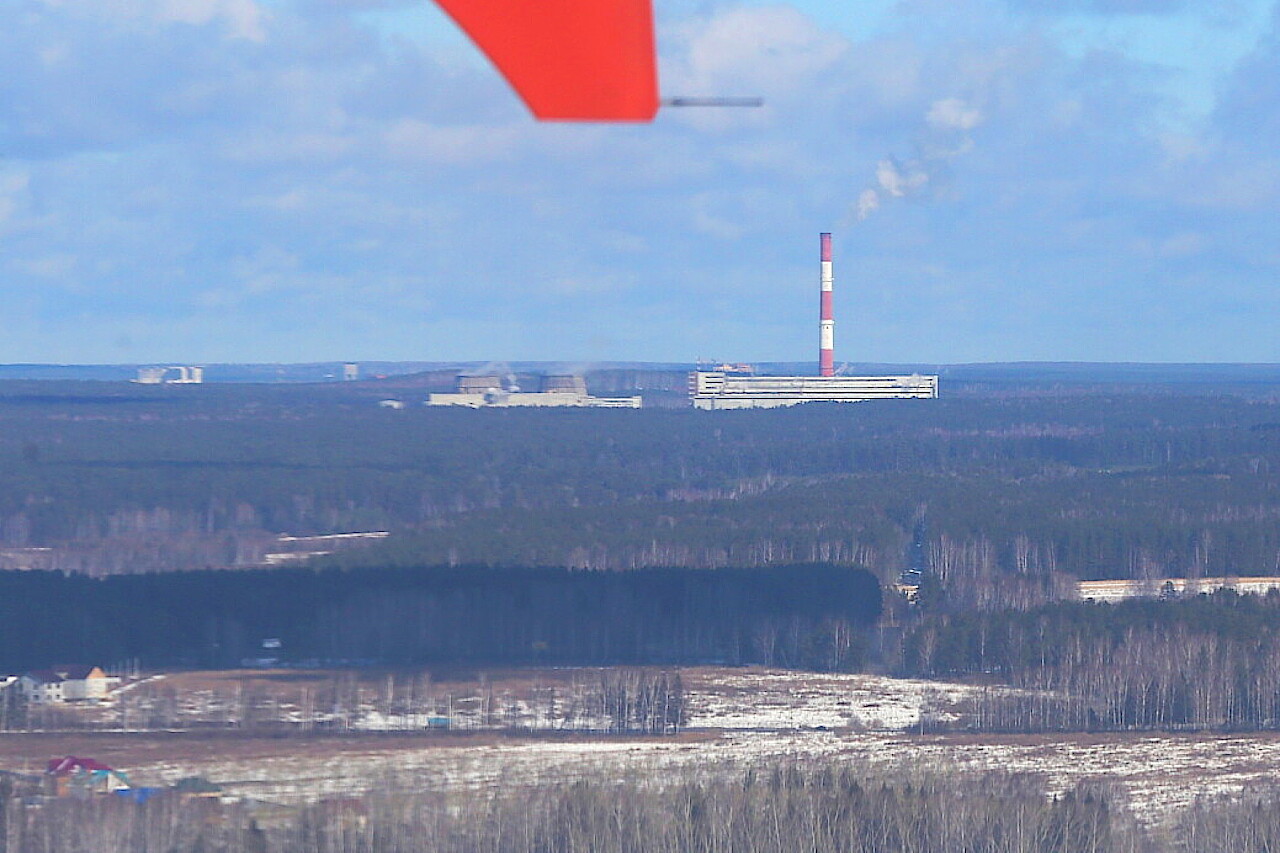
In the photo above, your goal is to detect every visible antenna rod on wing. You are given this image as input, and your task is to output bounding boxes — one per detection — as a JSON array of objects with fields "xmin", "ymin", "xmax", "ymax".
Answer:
[{"xmin": 663, "ymin": 97, "xmax": 764, "ymax": 108}]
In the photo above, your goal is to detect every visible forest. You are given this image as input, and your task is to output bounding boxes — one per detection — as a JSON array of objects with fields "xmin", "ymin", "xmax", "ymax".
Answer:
[
  {"xmin": 900, "ymin": 590, "xmax": 1280, "ymax": 731},
  {"xmin": 8, "ymin": 370, "xmax": 1280, "ymax": 734},
  {"xmin": 0, "ymin": 564, "xmax": 879, "ymax": 672},
  {"xmin": 4, "ymin": 373, "xmax": 1280, "ymax": 591},
  {"xmin": 9, "ymin": 755, "xmax": 1270, "ymax": 853}
]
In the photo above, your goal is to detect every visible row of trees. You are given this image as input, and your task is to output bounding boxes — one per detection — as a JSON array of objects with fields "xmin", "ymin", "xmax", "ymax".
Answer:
[
  {"xmin": 315, "ymin": 467, "xmax": 1280, "ymax": 585},
  {"xmin": 11, "ymin": 463, "xmax": 1280, "ymax": 585},
  {"xmin": 2, "ymin": 761, "xmax": 1135, "ymax": 853},
  {"xmin": 2, "ymin": 669, "xmax": 685, "ymax": 736},
  {"xmin": 0, "ymin": 564, "xmax": 880, "ymax": 672}
]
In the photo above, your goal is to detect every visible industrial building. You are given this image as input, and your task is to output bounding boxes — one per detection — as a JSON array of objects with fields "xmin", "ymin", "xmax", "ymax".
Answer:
[
  {"xmin": 690, "ymin": 233, "xmax": 939, "ymax": 410},
  {"xmin": 428, "ymin": 374, "xmax": 642, "ymax": 408},
  {"xmin": 135, "ymin": 366, "xmax": 204, "ymax": 384},
  {"xmin": 691, "ymin": 371, "xmax": 938, "ymax": 409}
]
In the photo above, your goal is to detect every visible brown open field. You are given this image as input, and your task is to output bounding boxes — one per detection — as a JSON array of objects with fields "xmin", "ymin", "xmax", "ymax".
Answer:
[{"xmin": 7, "ymin": 666, "xmax": 1280, "ymax": 829}]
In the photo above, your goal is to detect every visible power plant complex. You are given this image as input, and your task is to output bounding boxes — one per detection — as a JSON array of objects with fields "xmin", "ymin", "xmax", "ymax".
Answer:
[
  {"xmin": 422, "ymin": 232, "xmax": 935, "ymax": 410},
  {"xmin": 690, "ymin": 233, "xmax": 939, "ymax": 410}
]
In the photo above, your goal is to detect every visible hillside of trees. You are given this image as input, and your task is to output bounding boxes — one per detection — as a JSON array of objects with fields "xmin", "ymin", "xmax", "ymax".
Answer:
[{"xmin": 4, "ymin": 374, "xmax": 1280, "ymax": 591}]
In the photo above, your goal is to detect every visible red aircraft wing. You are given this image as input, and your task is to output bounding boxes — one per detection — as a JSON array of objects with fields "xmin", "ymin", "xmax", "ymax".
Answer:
[{"xmin": 433, "ymin": 0, "xmax": 659, "ymax": 122}]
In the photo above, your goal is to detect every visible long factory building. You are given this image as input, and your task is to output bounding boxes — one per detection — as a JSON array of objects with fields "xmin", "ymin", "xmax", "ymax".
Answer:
[
  {"xmin": 691, "ymin": 370, "xmax": 938, "ymax": 410},
  {"xmin": 690, "ymin": 233, "xmax": 939, "ymax": 410},
  {"xmin": 428, "ymin": 374, "xmax": 642, "ymax": 408}
]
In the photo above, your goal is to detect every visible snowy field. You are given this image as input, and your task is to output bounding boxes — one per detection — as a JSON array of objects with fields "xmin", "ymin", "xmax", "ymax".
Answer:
[
  {"xmin": 683, "ymin": 669, "xmax": 977, "ymax": 730},
  {"xmin": 101, "ymin": 724, "xmax": 1280, "ymax": 828},
  {"xmin": 7, "ymin": 668, "xmax": 1280, "ymax": 829}
]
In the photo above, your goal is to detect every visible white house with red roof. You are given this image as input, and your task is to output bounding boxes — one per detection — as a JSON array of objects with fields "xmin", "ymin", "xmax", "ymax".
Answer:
[{"xmin": 46, "ymin": 756, "xmax": 130, "ymax": 795}]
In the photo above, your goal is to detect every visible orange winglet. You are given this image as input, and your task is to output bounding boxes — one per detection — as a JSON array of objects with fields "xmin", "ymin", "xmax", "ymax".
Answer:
[{"xmin": 434, "ymin": 0, "xmax": 659, "ymax": 122}]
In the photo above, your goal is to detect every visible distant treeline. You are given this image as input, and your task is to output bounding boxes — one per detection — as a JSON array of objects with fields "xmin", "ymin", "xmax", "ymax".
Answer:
[
  {"xmin": 5, "ymin": 386, "xmax": 1280, "ymax": 584},
  {"xmin": 316, "ymin": 467, "xmax": 1280, "ymax": 592},
  {"xmin": 5, "ymin": 384, "xmax": 1280, "ymax": 583},
  {"xmin": 0, "ymin": 564, "xmax": 879, "ymax": 672},
  {"xmin": 903, "ymin": 591, "xmax": 1280, "ymax": 731},
  {"xmin": 0, "ymin": 760, "xmax": 1133, "ymax": 853}
]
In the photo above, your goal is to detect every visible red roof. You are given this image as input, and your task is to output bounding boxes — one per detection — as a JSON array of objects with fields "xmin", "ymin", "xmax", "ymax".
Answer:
[{"xmin": 47, "ymin": 756, "xmax": 115, "ymax": 776}]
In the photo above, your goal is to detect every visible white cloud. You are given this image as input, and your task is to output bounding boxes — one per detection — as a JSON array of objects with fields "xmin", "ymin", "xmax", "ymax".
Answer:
[
  {"xmin": 77, "ymin": 0, "xmax": 271, "ymax": 41},
  {"xmin": 926, "ymin": 97, "xmax": 983, "ymax": 131},
  {"xmin": 162, "ymin": 0, "xmax": 268, "ymax": 41},
  {"xmin": 2, "ymin": 0, "xmax": 1279, "ymax": 362},
  {"xmin": 220, "ymin": 131, "xmax": 357, "ymax": 164},
  {"xmin": 383, "ymin": 120, "xmax": 522, "ymax": 164},
  {"xmin": 692, "ymin": 209, "xmax": 743, "ymax": 240},
  {"xmin": 662, "ymin": 6, "xmax": 848, "ymax": 109}
]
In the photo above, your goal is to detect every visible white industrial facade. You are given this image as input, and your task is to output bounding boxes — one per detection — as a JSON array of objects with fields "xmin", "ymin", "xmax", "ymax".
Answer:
[
  {"xmin": 135, "ymin": 366, "xmax": 204, "ymax": 384},
  {"xmin": 427, "ymin": 375, "xmax": 642, "ymax": 408},
  {"xmin": 427, "ymin": 390, "xmax": 642, "ymax": 408},
  {"xmin": 690, "ymin": 371, "xmax": 939, "ymax": 410}
]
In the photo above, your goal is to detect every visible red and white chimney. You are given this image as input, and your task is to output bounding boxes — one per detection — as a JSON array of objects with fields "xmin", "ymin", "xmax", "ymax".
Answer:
[{"xmin": 819, "ymin": 232, "xmax": 834, "ymax": 377}]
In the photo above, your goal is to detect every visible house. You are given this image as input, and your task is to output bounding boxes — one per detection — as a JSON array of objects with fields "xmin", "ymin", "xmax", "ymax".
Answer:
[
  {"xmin": 46, "ymin": 756, "xmax": 130, "ymax": 796},
  {"xmin": 19, "ymin": 672, "xmax": 64, "ymax": 704},
  {"xmin": 19, "ymin": 665, "xmax": 119, "ymax": 704}
]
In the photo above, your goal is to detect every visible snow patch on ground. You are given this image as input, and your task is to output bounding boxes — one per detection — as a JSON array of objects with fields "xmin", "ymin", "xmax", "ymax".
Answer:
[
  {"xmin": 685, "ymin": 670, "xmax": 977, "ymax": 731},
  {"xmin": 125, "ymin": 726, "xmax": 1280, "ymax": 828}
]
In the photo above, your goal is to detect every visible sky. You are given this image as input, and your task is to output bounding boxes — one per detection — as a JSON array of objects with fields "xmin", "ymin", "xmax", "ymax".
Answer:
[{"xmin": 2, "ymin": 0, "xmax": 1279, "ymax": 364}]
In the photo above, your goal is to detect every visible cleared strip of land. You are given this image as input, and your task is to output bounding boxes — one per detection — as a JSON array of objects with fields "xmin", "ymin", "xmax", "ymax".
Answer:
[{"xmin": 1077, "ymin": 576, "xmax": 1280, "ymax": 601}]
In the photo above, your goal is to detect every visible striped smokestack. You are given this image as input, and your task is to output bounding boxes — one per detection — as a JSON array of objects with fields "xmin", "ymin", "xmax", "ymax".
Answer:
[{"xmin": 819, "ymin": 232, "xmax": 834, "ymax": 377}]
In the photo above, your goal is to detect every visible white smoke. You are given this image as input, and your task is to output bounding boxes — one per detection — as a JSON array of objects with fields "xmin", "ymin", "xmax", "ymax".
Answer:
[
  {"xmin": 852, "ymin": 97, "xmax": 983, "ymax": 223},
  {"xmin": 876, "ymin": 158, "xmax": 930, "ymax": 198},
  {"xmin": 472, "ymin": 361, "xmax": 512, "ymax": 378},
  {"xmin": 856, "ymin": 188, "xmax": 879, "ymax": 220}
]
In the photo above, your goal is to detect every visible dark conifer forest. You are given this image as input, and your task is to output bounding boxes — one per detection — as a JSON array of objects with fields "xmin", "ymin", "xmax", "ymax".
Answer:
[{"xmin": 0, "ymin": 564, "xmax": 878, "ymax": 672}]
